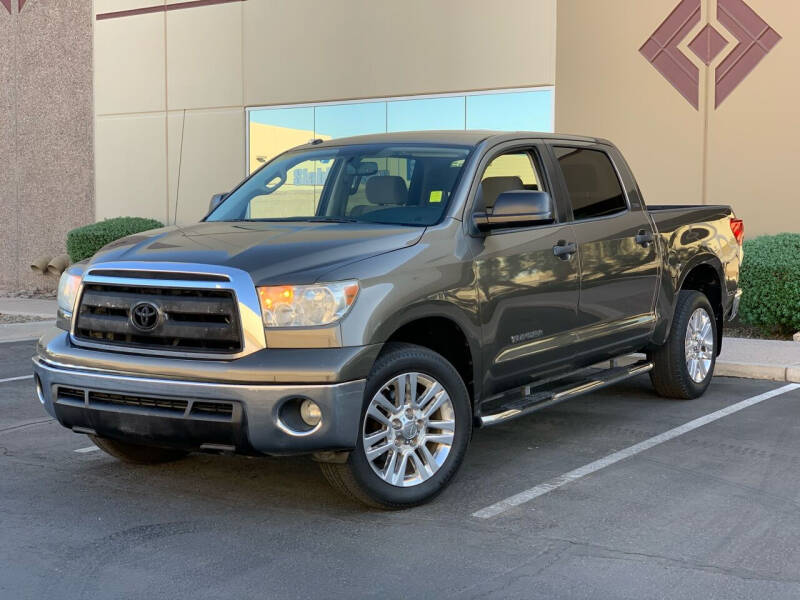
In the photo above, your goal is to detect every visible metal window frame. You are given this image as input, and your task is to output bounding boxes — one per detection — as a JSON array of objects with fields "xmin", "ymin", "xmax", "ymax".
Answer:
[{"xmin": 244, "ymin": 86, "xmax": 556, "ymax": 175}]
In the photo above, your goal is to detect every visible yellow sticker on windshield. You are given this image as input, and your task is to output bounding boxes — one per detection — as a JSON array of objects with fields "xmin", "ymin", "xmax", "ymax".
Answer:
[{"xmin": 429, "ymin": 190, "xmax": 443, "ymax": 203}]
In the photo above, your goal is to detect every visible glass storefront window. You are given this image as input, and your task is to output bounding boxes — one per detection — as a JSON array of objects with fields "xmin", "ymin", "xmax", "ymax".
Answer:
[
  {"xmin": 466, "ymin": 89, "xmax": 553, "ymax": 131},
  {"xmin": 247, "ymin": 88, "xmax": 553, "ymax": 172},
  {"xmin": 249, "ymin": 106, "xmax": 314, "ymax": 173},
  {"xmin": 314, "ymin": 101, "xmax": 386, "ymax": 139},
  {"xmin": 387, "ymin": 96, "xmax": 465, "ymax": 132}
]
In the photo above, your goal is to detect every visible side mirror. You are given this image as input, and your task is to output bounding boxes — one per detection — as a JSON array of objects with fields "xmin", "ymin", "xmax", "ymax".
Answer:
[
  {"xmin": 473, "ymin": 190, "xmax": 555, "ymax": 232},
  {"xmin": 209, "ymin": 192, "xmax": 228, "ymax": 213}
]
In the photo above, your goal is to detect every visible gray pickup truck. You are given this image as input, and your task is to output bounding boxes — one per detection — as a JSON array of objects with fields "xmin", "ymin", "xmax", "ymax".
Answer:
[{"xmin": 34, "ymin": 131, "xmax": 743, "ymax": 508}]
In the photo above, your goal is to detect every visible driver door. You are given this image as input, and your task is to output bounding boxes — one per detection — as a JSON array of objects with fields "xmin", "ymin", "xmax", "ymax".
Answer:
[{"xmin": 473, "ymin": 143, "xmax": 580, "ymax": 397}]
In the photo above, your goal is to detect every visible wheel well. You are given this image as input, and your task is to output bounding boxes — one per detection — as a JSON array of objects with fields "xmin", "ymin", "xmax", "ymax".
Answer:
[
  {"xmin": 384, "ymin": 317, "xmax": 474, "ymax": 403},
  {"xmin": 681, "ymin": 263, "xmax": 723, "ymax": 346}
]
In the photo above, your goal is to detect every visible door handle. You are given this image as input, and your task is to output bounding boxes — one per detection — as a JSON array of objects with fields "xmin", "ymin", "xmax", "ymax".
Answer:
[
  {"xmin": 635, "ymin": 229, "xmax": 653, "ymax": 247},
  {"xmin": 553, "ymin": 240, "xmax": 577, "ymax": 259}
]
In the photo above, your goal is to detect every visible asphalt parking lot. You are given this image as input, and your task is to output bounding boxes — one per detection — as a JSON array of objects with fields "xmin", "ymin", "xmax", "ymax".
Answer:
[{"xmin": 2, "ymin": 339, "xmax": 800, "ymax": 599}]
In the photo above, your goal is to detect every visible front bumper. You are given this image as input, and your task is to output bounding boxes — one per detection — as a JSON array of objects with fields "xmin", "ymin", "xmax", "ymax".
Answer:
[{"xmin": 34, "ymin": 330, "xmax": 379, "ymax": 455}]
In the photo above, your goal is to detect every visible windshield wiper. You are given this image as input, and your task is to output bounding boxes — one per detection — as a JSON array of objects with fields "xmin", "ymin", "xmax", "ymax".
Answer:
[
  {"xmin": 306, "ymin": 217, "xmax": 362, "ymax": 223},
  {"xmin": 214, "ymin": 216, "xmax": 365, "ymax": 224}
]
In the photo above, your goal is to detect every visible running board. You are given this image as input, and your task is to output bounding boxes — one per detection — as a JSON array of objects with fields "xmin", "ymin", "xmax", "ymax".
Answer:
[{"xmin": 478, "ymin": 360, "xmax": 654, "ymax": 427}]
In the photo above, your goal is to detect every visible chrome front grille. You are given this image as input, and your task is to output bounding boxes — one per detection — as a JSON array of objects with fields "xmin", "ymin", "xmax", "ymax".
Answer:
[{"xmin": 74, "ymin": 283, "xmax": 242, "ymax": 353}]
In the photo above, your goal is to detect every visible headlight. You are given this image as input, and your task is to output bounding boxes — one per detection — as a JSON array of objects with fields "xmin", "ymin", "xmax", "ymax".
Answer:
[
  {"xmin": 57, "ymin": 269, "xmax": 82, "ymax": 314},
  {"xmin": 257, "ymin": 281, "xmax": 359, "ymax": 327}
]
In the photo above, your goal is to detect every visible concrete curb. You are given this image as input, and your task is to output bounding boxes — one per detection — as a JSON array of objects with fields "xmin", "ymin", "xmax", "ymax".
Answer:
[
  {"xmin": 613, "ymin": 353, "xmax": 800, "ymax": 384},
  {"xmin": 0, "ymin": 297, "xmax": 57, "ymax": 319},
  {"xmin": 715, "ymin": 361, "xmax": 800, "ymax": 383}
]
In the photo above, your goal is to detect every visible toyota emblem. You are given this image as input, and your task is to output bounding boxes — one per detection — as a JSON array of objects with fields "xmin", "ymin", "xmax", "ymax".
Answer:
[{"xmin": 130, "ymin": 301, "xmax": 161, "ymax": 332}]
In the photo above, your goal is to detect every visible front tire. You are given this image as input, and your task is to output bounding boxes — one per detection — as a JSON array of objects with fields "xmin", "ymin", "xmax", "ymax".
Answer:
[
  {"xmin": 89, "ymin": 435, "xmax": 188, "ymax": 465},
  {"xmin": 649, "ymin": 290, "xmax": 717, "ymax": 399},
  {"xmin": 320, "ymin": 343, "xmax": 472, "ymax": 509}
]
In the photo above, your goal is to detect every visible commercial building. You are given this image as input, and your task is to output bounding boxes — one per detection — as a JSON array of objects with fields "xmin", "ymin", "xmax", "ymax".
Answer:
[{"xmin": 1, "ymin": 0, "xmax": 797, "ymax": 289}]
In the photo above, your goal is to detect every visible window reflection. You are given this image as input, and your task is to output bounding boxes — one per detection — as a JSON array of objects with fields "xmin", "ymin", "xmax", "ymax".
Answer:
[
  {"xmin": 466, "ymin": 90, "xmax": 553, "ymax": 131},
  {"xmin": 249, "ymin": 157, "xmax": 329, "ymax": 218},
  {"xmin": 387, "ymin": 96, "xmax": 465, "ymax": 132},
  {"xmin": 249, "ymin": 106, "xmax": 315, "ymax": 173},
  {"xmin": 248, "ymin": 88, "xmax": 553, "ymax": 171},
  {"xmin": 314, "ymin": 101, "xmax": 386, "ymax": 139}
]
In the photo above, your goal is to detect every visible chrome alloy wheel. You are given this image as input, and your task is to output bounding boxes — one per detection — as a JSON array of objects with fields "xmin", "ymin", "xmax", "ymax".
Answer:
[
  {"xmin": 685, "ymin": 307, "xmax": 714, "ymax": 383},
  {"xmin": 362, "ymin": 372, "xmax": 456, "ymax": 487}
]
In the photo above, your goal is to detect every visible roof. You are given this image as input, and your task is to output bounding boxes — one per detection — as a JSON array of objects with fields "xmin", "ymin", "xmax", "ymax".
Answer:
[{"xmin": 291, "ymin": 130, "xmax": 606, "ymax": 150}]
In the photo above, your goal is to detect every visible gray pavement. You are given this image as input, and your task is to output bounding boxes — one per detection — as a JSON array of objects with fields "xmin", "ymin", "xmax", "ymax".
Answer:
[{"xmin": 3, "ymin": 339, "xmax": 800, "ymax": 599}]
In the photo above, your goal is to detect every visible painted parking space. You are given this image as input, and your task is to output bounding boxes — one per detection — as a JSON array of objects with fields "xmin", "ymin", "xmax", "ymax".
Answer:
[{"xmin": 3, "ymin": 343, "xmax": 800, "ymax": 598}]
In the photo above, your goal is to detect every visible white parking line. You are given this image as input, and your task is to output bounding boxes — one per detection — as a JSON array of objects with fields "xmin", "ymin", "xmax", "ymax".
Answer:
[
  {"xmin": 0, "ymin": 375, "xmax": 33, "ymax": 384},
  {"xmin": 473, "ymin": 383, "xmax": 800, "ymax": 519},
  {"xmin": 74, "ymin": 446, "xmax": 100, "ymax": 454}
]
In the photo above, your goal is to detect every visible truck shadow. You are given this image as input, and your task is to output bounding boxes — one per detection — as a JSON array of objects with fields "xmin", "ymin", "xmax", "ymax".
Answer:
[{"xmin": 76, "ymin": 375, "xmax": 724, "ymax": 515}]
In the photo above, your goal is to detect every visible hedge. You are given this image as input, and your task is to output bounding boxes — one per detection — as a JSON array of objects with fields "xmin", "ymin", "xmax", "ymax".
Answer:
[
  {"xmin": 66, "ymin": 217, "xmax": 164, "ymax": 263},
  {"xmin": 738, "ymin": 233, "xmax": 800, "ymax": 336}
]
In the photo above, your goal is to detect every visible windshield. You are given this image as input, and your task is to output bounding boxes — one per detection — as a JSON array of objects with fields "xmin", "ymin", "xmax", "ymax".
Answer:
[{"xmin": 206, "ymin": 143, "xmax": 472, "ymax": 226}]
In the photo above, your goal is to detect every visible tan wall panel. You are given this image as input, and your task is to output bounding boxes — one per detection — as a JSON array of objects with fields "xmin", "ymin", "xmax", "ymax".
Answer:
[
  {"xmin": 166, "ymin": 1, "xmax": 243, "ymax": 110},
  {"xmin": 167, "ymin": 109, "xmax": 245, "ymax": 224},
  {"xmin": 94, "ymin": 11, "xmax": 165, "ymax": 115},
  {"xmin": 555, "ymin": 0, "xmax": 705, "ymax": 208},
  {"xmin": 96, "ymin": 114, "xmax": 167, "ymax": 222},
  {"xmin": 705, "ymin": 1, "xmax": 800, "ymax": 237},
  {"xmin": 94, "ymin": 0, "xmax": 163, "ymax": 14},
  {"xmin": 93, "ymin": 0, "xmax": 558, "ymax": 227},
  {"xmin": 243, "ymin": 0, "xmax": 556, "ymax": 106}
]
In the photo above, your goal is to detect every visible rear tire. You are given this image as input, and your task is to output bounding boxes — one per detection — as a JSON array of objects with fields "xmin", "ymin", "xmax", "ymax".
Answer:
[
  {"xmin": 649, "ymin": 290, "xmax": 717, "ymax": 399},
  {"xmin": 89, "ymin": 435, "xmax": 188, "ymax": 465},
  {"xmin": 320, "ymin": 343, "xmax": 472, "ymax": 509}
]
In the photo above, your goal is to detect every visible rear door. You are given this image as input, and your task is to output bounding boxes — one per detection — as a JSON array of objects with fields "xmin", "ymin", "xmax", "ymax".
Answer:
[
  {"xmin": 471, "ymin": 141, "xmax": 580, "ymax": 397},
  {"xmin": 548, "ymin": 143, "xmax": 660, "ymax": 355}
]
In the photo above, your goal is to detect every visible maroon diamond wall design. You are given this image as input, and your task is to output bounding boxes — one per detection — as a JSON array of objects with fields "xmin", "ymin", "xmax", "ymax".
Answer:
[
  {"xmin": 715, "ymin": 0, "xmax": 782, "ymax": 107},
  {"xmin": 639, "ymin": 0, "xmax": 702, "ymax": 109},
  {"xmin": 641, "ymin": 0, "xmax": 781, "ymax": 109},
  {"xmin": 1, "ymin": 0, "xmax": 32, "ymax": 14},
  {"xmin": 688, "ymin": 24, "xmax": 728, "ymax": 65}
]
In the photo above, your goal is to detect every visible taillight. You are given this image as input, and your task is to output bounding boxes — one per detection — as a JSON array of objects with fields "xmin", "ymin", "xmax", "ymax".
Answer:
[{"xmin": 730, "ymin": 218, "xmax": 744, "ymax": 245}]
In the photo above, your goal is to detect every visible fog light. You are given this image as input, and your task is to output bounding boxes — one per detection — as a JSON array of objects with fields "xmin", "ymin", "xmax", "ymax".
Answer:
[
  {"xmin": 300, "ymin": 399, "xmax": 322, "ymax": 427},
  {"xmin": 34, "ymin": 375, "xmax": 45, "ymax": 405}
]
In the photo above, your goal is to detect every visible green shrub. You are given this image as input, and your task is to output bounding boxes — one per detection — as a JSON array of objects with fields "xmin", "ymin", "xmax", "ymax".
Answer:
[
  {"xmin": 66, "ymin": 217, "xmax": 164, "ymax": 263},
  {"xmin": 738, "ymin": 233, "xmax": 800, "ymax": 336}
]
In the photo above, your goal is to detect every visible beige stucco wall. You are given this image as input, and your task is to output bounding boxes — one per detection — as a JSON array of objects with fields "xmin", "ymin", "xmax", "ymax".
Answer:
[
  {"xmin": 93, "ymin": 0, "xmax": 556, "ymax": 225},
  {"xmin": 555, "ymin": 0, "xmax": 799, "ymax": 237},
  {"xmin": 0, "ymin": 0, "xmax": 94, "ymax": 291}
]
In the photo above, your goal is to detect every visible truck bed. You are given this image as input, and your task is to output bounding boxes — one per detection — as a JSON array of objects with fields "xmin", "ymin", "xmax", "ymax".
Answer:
[{"xmin": 648, "ymin": 204, "xmax": 734, "ymax": 232}]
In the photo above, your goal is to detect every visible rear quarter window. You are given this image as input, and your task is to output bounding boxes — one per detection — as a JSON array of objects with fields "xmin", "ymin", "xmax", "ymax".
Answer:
[{"xmin": 553, "ymin": 147, "xmax": 627, "ymax": 220}]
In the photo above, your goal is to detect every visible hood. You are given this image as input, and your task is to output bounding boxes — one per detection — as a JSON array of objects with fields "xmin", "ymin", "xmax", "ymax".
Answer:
[{"xmin": 89, "ymin": 221, "xmax": 424, "ymax": 285}]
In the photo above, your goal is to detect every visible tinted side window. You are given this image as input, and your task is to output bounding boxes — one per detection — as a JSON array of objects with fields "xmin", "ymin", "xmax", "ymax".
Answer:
[{"xmin": 553, "ymin": 147, "xmax": 627, "ymax": 220}]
